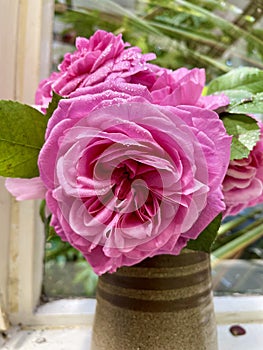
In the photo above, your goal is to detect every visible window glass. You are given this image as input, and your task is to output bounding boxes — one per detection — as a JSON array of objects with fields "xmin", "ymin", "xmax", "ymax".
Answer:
[
  {"xmin": 44, "ymin": 237, "xmax": 97, "ymax": 298},
  {"xmin": 212, "ymin": 205, "xmax": 263, "ymax": 295}
]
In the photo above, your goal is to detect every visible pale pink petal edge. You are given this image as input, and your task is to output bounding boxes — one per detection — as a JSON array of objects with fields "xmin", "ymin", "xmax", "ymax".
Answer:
[{"xmin": 5, "ymin": 177, "xmax": 47, "ymax": 200}]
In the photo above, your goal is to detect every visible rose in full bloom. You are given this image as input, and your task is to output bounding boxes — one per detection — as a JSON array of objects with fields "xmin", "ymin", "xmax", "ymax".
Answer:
[
  {"xmin": 36, "ymin": 81, "xmax": 231, "ymax": 274},
  {"xmin": 6, "ymin": 66, "xmax": 229, "ymax": 203},
  {"xmin": 35, "ymin": 30, "xmax": 156, "ymax": 109},
  {"xmin": 223, "ymin": 123, "xmax": 263, "ymax": 217},
  {"xmin": 149, "ymin": 67, "xmax": 229, "ymax": 110}
]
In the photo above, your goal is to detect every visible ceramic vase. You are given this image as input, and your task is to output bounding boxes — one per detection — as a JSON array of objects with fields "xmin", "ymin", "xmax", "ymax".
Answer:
[{"xmin": 91, "ymin": 249, "xmax": 218, "ymax": 350}]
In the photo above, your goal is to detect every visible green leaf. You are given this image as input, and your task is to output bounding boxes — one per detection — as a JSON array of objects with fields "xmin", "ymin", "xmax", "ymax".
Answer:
[
  {"xmin": 173, "ymin": 1, "xmax": 263, "ymax": 52},
  {"xmin": 148, "ymin": 20, "xmax": 228, "ymax": 49},
  {"xmin": 211, "ymin": 220, "xmax": 263, "ymax": 263},
  {"xmin": 0, "ymin": 100, "xmax": 48, "ymax": 178},
  {"xmin": 222, "ymin": 114, "xmax": 260, "ymax": 160},
  {"xmin": 47, "ymin": 226, "xmax": 58, "ymax": 242},
  {"xmin": 46, "ymin": 92, "xmax": 64, "ymax": 119},
  {"xmin": 186, "ymin": 214, "xmax": 222, "ymax": 252},
  {"xmin": 207, "ymin": 67, "xmax": 263, "ymax": 94},
  {"xmin": 206, "ymin": 89, "xmax": 263, "ymax": 115},
  {"xmin": 220, "ymin": 90, "xmax": 253, "ymax": 105},
  {"xmin": 228, "ymin": 92, "xmax": 263, "ymax": 114},
  {"xmin": 73, "ymin": 0, "xmax": 161, "ymax": 36},
  {"xmin": 39, "ymin": 199, "xmax": 47, "ymax": 223}
]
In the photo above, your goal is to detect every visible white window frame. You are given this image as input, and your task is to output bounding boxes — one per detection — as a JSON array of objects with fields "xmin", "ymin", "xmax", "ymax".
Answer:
[
  {"xmin": 0, "ymin": 0, "xmax": 53, "ymax": 327},
  {"xmin": 0, "ymin": 0, "xmax": 262, "ymax": 336}
]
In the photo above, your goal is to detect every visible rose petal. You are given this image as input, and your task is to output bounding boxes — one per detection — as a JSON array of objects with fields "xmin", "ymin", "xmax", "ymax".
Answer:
[{"xmin": 5, "ymin": 177, "xmax": 46, "ymax": 200}]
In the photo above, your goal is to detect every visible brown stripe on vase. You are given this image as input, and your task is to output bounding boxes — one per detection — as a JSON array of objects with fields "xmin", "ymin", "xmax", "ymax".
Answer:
[
  {"xmin": 135, "ymin": 250, "xmax": 208, "ymax": 268},
  {"xmin": 98, "ymin": 278, "xmax": 212, "ymax": 301},
  {"xmin": 115, "ymin": 251, "xmax": 210, "ymax": 278},
  {"xmin": 100, "ymin": 266, "xmax": 210, "ymax": 290}
]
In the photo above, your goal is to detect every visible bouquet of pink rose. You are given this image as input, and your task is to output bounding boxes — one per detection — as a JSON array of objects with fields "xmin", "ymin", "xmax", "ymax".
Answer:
[{"xmin": 1, "ymin": 30, "xmax": 263, "ymax": 275}]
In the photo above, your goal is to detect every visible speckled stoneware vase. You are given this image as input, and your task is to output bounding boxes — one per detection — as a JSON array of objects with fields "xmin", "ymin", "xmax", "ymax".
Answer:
[{"xmin": 91, "ymin": 250, "xmax": 218, "ymax": 350}]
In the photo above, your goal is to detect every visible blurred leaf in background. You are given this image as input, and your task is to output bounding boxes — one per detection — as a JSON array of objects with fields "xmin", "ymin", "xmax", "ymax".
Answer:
[
  {"xmin": 44, "ymin": 235, "xmax": 98, "ymax": 298},
  {"xmin": 54, "ymin": 0, "xmax": 263, "ymax": 79}
]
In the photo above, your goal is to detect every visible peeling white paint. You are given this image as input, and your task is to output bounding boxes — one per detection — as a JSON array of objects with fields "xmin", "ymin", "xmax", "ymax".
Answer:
[{"xmin": 1, "ymin": 323, "xmax": 263, "ymax": 350}]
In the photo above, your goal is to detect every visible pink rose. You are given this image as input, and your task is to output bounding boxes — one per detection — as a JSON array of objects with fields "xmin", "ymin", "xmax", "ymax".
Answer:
[
  {"xmin": 35, "ymin": 30, "xmax": 156, "ymax": 109},
  {"xmin": 6, "ymin": 81, "xmax": 150, "ymax": 201},
  {"xmin": 38, "ymin": 82, "xmax": 231, "ymax": 274},
  {"xmin": 223, "ymin": 123, "xmax": 263, "ymax": 217},
  {"xmin": 150, "ymin": 67, "xmax": 229, "ymax": 110}
]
